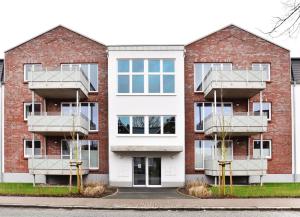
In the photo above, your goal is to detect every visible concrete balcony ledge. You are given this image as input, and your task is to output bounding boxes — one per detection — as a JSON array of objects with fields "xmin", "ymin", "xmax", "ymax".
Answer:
[
  {"xmin": 28, "ymin": 69, "xmax": 89, "ymax": 99},
  {"xmin": 203, "ymin": 70, "xmax": 267, "ymax": 99},
  {"xmin": 204, "ymin": 113, "xmax": 268, "ymax": 136},
  {"xmin": 28, "ymin": 113, "xmax": 89, "ymax": 136},
  {"xmin": 28, "ymin": 156, "xmax": 89, "ymax": 175},
  {"xmin": 111, "ymin": 145, "xmax": 183, "ymax": 152}
]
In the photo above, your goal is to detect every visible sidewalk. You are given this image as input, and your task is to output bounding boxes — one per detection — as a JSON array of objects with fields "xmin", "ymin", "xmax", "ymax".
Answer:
[{"xmin": 0, "ymin": 196, "xmax": 300, "ymax": 210}]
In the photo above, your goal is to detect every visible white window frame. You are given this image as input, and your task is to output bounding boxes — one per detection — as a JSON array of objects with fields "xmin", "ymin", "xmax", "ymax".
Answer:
[
  {"xmin": 60, "ymin": 140, "xmax": 99, "ymax": 170},
  {"xmin": 61, "ymin": 63, "xmax": 99, "ymax": 92},
  {"xmin": 252, "ymin": 63, "xmax": 271, "ymax": 82},
  {"xmin": 194, "ymin": 102, "xmax": 233, "ymax": 132},
  {"xmin": 23, "ymin": 102, "xmax": 42, "ymax": 121},
  {"xmin": 23, "ymin": 64, "xmax": 42, "ymax": 82},
  {"xmin": 194, "ymin": 63, "xmax": 232, "ymax": 93},
  {"xmin": 253, "ymin": 102, "xmax": 272, "ymax": 121},
  {"xmin": 23, "ymin": 140, "xmax": 41, "ymax": 158},
  {"xmin": 117, "ymin": 115, "xmax": 176, "ymax": 136},
  {"xmin": 117, "ymin": 59, "xmax": 176, "ymax": 95},
  {"xmin": 60, "ymin": 102, "xmax": 99, "ymax": 132},
  {"xmin": 194, "ymin": 140, "xmax": 233, "ymax": 170},
  {"xmin": 253, "ymin": 140, "xmax": 272, "ymax": 159}
]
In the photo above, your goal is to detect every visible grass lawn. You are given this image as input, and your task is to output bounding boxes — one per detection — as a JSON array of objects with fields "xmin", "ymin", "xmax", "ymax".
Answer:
[
  {"xmin": 0, "ymin": 183, "xmax": 77, "ymax": 197},
  {"xmin": 210, "ymin": 183, "xmax": 300, "ymax": 198}
]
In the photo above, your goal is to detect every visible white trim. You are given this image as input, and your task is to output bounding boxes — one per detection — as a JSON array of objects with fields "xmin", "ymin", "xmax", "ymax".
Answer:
[
  {"xmin": 117, "ymin": 115, "xmax": 176, "ymax": 136},
  {"xmin": 253, "ymin": 139, "xmax": 272, "ymax": 159},
  {"xmin": 23, "ymin": 102, "xmax": 42, "ymax": 121},
  {"xmin": 23, "ymin": 139, "xmax": 41, "ymax": 158}
]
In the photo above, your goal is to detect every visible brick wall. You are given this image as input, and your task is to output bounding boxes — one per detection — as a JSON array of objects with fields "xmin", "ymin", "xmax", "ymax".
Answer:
[
  {"xmin": 4, "ymin": 26, "xmax": 108, "ymax": 174},
  {"xmin": 185, "ymin": 25, "xmax": 292, "ymax": 174}
]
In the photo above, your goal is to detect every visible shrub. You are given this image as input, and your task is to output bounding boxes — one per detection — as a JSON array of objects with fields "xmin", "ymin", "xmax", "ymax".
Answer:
[
  {"xmin": 185, "ymin": 180, "xmax": 212, "ymax": 198},
  {"xmin": 82, "ymin": 183, "xmax": 106, "ymax": 197}
]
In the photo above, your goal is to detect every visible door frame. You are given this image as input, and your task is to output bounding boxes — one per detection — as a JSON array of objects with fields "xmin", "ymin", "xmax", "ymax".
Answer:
[{"xmin": 132, "ymin": 157, "xmax": 162, "ymax": 187}]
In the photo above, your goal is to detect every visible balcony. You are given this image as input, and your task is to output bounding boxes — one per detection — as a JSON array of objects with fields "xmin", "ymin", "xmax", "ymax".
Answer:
[
  {"xmin": 28, "ymin": 156, "xmax": 89, "ymax": 175},
  {"xmin": 204, "ymin": 156, "xmax": 268, "ymax": 176},
  {"xmin": 27, "ymin": 112, "xmax": 89, "ymax": 136},
  {"xmin": 28, "ymin": 69, "xmax": 89, "ymax": 99},
  {"xmin": 203, "ymin": 70, "xmax": 267, "ymax": 99},
  {"xmin": 204, "ymin": 112, "xmax": 268, "ymax": 136}
]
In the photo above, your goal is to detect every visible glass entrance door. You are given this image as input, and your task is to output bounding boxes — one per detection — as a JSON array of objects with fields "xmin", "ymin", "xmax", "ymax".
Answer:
[
  {"xmin": 133, "ymin": 157, "xmax": 146, "ymax": 186},
  {"xmin": 148, "ymin": 158, "xmax": 161, "ymax": 186}
]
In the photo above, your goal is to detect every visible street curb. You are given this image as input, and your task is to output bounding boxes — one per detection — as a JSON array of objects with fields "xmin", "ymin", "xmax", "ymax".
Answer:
[{"xmin": 0, "ymin": 204, "xmax": 299, "ymax": 211}]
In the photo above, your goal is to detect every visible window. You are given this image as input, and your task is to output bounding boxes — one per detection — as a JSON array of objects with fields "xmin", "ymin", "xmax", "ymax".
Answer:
[
  {"xmin": 61, "ymin": 64, "xmax": 98, "ymax": 92},
  {"xmin": 61, "ymin": 102, "xmax": 99, "ymax": 131},
  {"xmin": 117, "ymin": 59, "xmax": 175, "ymax": 94},
  {"xmin": 24, "ymin": 64, "xmax": 42, "ymax": 82},
  {"xmin": 195, "ymin": 140, "xmax": 233, "ymax": 169},
  {"xmin": 149, "ymin": 116, "xmax": 161, "ymax": 134},
  {"xmin": 253, "ymin": 102, "xmax": 271, "ymax": 121},
  {"xmin": 24, "ymin": 103, "xmax": 41, "ymax": 120},
  {"xmin": 118, "ymin": 116, "xmax": 130, "ymax": 134},
  {"xmin": 194, "ymin": 102, "xmax": 233, "ymax": 131},
  {"xmin": 253, "ymin": 140, "xmax": 272, "ymax": 159},
  {"xmin": 194, "ymin": 63, "xmax": 232, "ymax": 92},
  {"xmin": 132, "ymin": 116, "xmax": 145, "ymax": 134},
  {"xmin": 61, "ymin": 140, "xmax": 99, "ymax": 169},
  {"xmin": 252, "ymin": 63, "xmax": 270, "ymax": 81},
  {"xmin": 24, "ymin": 140, "xmax": 41, "ymax": 158},
  {"xmin": 118, "ymin": 115, "xmax": 175, "ymax": 135}
]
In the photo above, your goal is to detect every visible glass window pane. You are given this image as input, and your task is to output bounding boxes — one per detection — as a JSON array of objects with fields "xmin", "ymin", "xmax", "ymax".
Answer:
[
  {"xmin": 80, "ymin": 140, "xmax": 89, "ymax": 161},
  {"xmin": 61, "ymin": 140, "xmax": 70, "ymax": 159},
  {"xmin": 132, "ymin": 75, "xmax": 144, "ymax": 93},
  {"xmin": 61, "ymin": 103, "xmax": 70, "ymax": 116},
  {"xmin": 81, "ymin": 64, "xmax": 89, "ymax": 79},
  {"xmin": 118, "ymin": 59, "xmax": 129, "ymax": 72},
  {"xmin": 25, "ymin": 141, "xmax": 32, "ymax": 157},
  {"xmin": 203, "ymin": 64, "xmax": 212, "ymax": 75},
  {"xmin": 90, "ymin": 103, "xmax": 98, "ymax": 131},
  {"xmin": 163, "ymin": 116, "xmax": 175, "ymax": 134},
  {"xmin": 148, "ymin": 60, "xmax": 160, "ymax": 72},
  {"xmin": 132, "ymin": 59, "xmax": 144, "ymax": 72},
  {"xmin": 195, "ymin": 64, "xmax": 203, "ymax": 91},
  {"xmin": 149, "ymin": 75, "xmax": 160, "ymax": 93},
  {"xmin": 222, "ymin": 63, "xmax": 232, "ymax": 71},
  {"xmin": 90, "ymin": 141, "xmax": 99, "ymax": 168},
  {"xmin": 163, "ymin": 75, "xmax": 174, "ymax": 93},
  {"xmin": 132, "ymin": 116, "xmax": 144, "ymax": 134},
  {"xmin": 204, "ymin": 141, "xmax": 214, "ymax": 161},
  {"xmin": 118, "ymin": 116, "xmax": 130, "ymax": 134},
  {"xmin": 25, "ymin": 103, "xmax": 41, "ymax": 119},
  {"xmin": 253, "ymin": 102, "xmax": 270, "ymax": 119},
  {"xmin": 216, "ymin": 141, "xmax": 232, "ymax": 160},
  {"xmin": 80, "ymin": 103, "xmax": 89, "ymax": 119},
  {"xmin": 252, "ymin": 64, "xmax": 260, "ymax": 71},
  {"xmin": 118, "ymin": 75, "xmax": 129, "ymax": 93},
  {"xmin": 34, "ymin": 141, "xmax": 41, "ymax": 156},
  {"xmin": 89, "ymin": 64, "xmax": 98, "ymax": 91},
  {"xmin": 163, "ymin": 59, "xmax": 174, "ymax": 72},
  {"xmin": 195, "ymin": 140, "xmax": 204, "ymax": 169},
  {"xmin": 194, "ymin": 103, "xmax": 203, "ymax": 131},
  {"xmin": 149, "ymin": 116, "xmax": 161, "ymax": 134}
]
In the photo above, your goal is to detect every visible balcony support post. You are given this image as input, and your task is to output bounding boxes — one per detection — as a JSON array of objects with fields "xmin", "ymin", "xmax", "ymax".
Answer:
[
  {"xmin": 214, "ymin": 133, "xmax": 217, "ymax": 160},
  {"xmin": 214, "ymin": 90, "xmax": 217, "ymax": 115},
  {"xmin": 76, "ymin": 90, "xmax": 79, "ymax": 116}
]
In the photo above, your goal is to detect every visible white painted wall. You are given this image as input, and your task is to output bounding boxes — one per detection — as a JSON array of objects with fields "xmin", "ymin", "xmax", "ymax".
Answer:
[
  {"xmin": 108, "ymin": 47, "xmax": 185, "ymax": 187},
  {"xmin": 293, "ymin": 84, "xmax": 300, "ymax": 175}
]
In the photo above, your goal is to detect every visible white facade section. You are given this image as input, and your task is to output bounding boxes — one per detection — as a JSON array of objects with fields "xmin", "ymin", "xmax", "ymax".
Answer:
[
  {"xmin": 293, "ymin": 84, "xmax": 300, "ymax": 175},
  {"xmin": 108, "ymin": 46, "xmax": 185, "ymax": 187}
]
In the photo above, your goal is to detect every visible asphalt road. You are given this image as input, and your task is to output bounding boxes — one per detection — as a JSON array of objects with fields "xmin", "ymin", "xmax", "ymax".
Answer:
[{"xmin": 0, "ymin": 208, "xmax": 300, "ymax": 217}]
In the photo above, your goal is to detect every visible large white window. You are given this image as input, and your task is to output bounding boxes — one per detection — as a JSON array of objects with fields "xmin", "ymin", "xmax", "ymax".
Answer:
[
  {"xmin": 253, "ymin": 102, "xmax": 271, "ymax": 121},
  {"xmin": 61, "ymin": 63, "xmax": 98, "ymax": 92},
  {"xmin": 24, "ymin": 140, "xmax": 41, "ymax": 158},
  {"xmin": 24, "ymin": 64, "xmax": 42, "ymax": 82},
  {"xmin": 24, "ymin": 103, "xmax": 42, "ymax": 121},
  {"xmin": 61, "ymin": 102, "xmax": 99, "ymax": 131},
  {"xmin": 195, "ymin": 140, "xmax": 233, "ymax": 169},
  {"xmin": 61, "ymin": 140, "xmax": 99, "ymax": 169},
  {"xmin": 194, "ymin": 102, "xmax": 233, "ymax": 131},
  {"xmin": 194, "ymin": 63, "xmax": 232, "ymax": 92},
  {"xmin": 118, "ymin": 115, "xmax": 176, "ymax": 135},
  {"xmin": 253, "ymin": 140, "xmax": 272, "ymax": 159},
  {"xmin": 117, "ymin": 59, "xmax": 175, "ymax": 94},
  {"xmin": 252, "ymin": 63, "xmax": 270, "ymax": 81}
]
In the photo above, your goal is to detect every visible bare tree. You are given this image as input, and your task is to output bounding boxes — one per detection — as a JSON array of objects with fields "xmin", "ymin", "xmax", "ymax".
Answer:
[{"xmin": 266, "ymin": 0, "xmax": 300, "ymax": 37}]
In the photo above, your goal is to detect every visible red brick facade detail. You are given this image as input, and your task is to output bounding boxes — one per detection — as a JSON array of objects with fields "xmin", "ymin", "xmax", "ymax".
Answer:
[
  {"xmin": 4, "ymin": 26, "xmax": 108, "ymax": 174},
  {"xmin": 184, "ymin": 25, "xmax": 292, "ymax": 175}
]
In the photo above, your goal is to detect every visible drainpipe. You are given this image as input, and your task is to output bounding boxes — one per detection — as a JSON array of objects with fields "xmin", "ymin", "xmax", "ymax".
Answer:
[{"xmin": 293, "ymin": 81, "xmax": 297, "ymax": 182}]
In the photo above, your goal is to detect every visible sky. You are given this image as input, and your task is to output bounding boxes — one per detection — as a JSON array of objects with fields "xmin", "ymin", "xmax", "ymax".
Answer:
[{"xmin": 0, "ymin": 0, "xmax": 299, "ymax": 58}]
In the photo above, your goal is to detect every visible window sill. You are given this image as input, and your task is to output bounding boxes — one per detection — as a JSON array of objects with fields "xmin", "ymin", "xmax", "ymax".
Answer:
[
  {"xmin": 116, "ymin": 93, "xmax": 177, "ymax": 96},
  {"xmin": 116, "ymin": 134, "xmax": 177, "ymax": 137},
  {"xmin": 195, "ymin": 168, "xmax": 205, "ymax": 171}
]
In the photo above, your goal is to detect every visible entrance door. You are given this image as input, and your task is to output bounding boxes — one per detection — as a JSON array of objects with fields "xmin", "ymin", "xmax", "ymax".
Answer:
[
  {"xmin": 133, "ymin": 157, "xmax": 146, "ymax": 186},
  {"xmin": 133, "ymin": 157, "xmax": 161, "ymax": 187}
]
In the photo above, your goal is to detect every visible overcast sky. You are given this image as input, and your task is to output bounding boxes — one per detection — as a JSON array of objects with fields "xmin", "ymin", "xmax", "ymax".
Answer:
[{"xmin": 0, "ymin": 0, "xmax": 299, "ymax": 58}]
